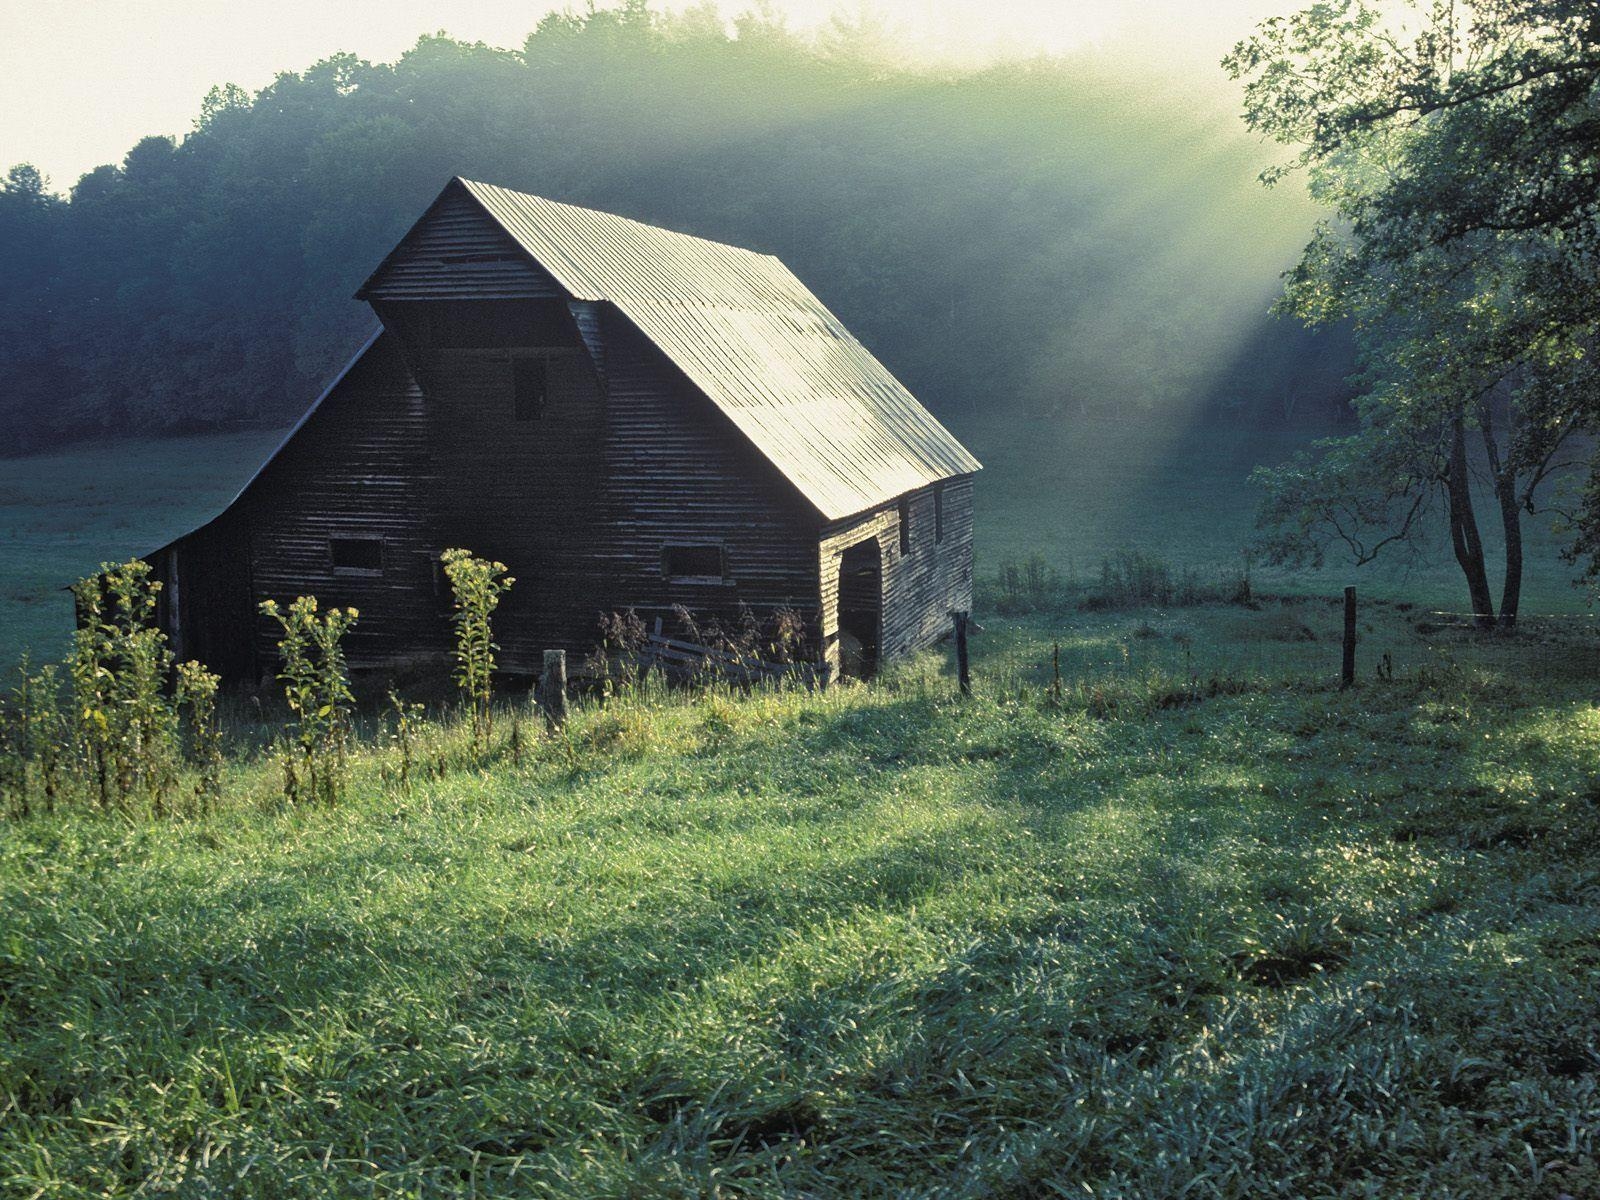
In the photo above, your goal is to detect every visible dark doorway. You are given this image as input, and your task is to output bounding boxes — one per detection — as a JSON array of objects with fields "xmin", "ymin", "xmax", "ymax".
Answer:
[{"xmin": 837, "ymin": 539, "xmax": 883, "ymax": 680}]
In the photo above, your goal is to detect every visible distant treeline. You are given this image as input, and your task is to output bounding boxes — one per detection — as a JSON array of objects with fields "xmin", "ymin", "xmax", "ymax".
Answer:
[{"xmin": 0, "ymin": 2, "xmax": 1352, "ymax": 453}]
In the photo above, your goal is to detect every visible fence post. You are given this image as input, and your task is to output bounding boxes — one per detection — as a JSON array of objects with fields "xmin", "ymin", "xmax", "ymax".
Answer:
[
  {"xmin": 540, "ymin": 649, "xmax": 568, "ymax": 728},
  {"xmin": 953, "ymin": 610, "xmax": 971, "ymax": 696},
  {"xmin": 1341, "ymin": 586, "xmax": 1357, "ymax": 689}
]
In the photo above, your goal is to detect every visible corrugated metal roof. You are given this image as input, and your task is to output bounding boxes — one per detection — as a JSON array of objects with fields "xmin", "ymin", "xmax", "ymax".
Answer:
[{"xmin": 456, "ymin": 178, "xmax": 980, "ymax": 520}]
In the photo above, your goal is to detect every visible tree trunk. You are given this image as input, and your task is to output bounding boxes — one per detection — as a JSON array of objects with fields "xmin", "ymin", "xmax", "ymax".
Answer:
[
  {"xmin": 1479, "ymin": 402, "xmax": 1522, "ymax": 632},
  {"xmin": 1491, "ymin": 461, "xmax": 1522, "ymax": 633},
  {"xmin": 1446, "ymin": 416, "xmax": 1496, "ymax": 630}
]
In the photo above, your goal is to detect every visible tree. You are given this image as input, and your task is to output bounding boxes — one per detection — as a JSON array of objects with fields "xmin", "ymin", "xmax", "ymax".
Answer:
[
  {"xmin": 1226, "ymin": 0, "xmax": 1600, "ymax": 628},
  {"xmin": 0, "ymin": 3, "xmax": 1350, "ymax": 453}
]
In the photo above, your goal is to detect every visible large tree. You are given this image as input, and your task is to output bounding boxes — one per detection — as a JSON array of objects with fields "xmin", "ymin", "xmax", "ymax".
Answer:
[{"xmin": 1227, "ymin": 0, "xmax": 1600, "ymax": 628}]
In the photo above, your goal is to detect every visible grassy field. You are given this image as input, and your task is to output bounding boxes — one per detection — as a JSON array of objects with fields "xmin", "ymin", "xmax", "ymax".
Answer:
[
  {"xmin": 2, "ymin": 418, "xmax": 1588, "ymax": 668},
  {"xmin": 0, "ymin": 432, "xmax": 287, "ymax": 665},
  {"xmin": 3, "ymin": 601, "xmax": 1600, "ymax": 1196},
  {"xmin": 965, "ymin": 409, "xmax": 1585, "ymax": 615}
]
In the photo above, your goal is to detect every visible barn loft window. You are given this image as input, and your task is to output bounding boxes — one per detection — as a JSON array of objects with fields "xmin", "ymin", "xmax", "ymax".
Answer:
[
  {"xmin": 330, "ymin": 537, "xmax": 383, "ymax": 575},
  {"xmin": 513, "ymin": 357, "xmax": 547, "ymax": 421},
  {"xmin": 898, "ymin": 497, "xmax": 912, "ymax": 555},
  {"xmin": 934, "ymin": 483, "xmax": 946, "ymax": 544},
  {"xmin": 662, "ymin": 543, "xmax": 726, "ymax": 581}
]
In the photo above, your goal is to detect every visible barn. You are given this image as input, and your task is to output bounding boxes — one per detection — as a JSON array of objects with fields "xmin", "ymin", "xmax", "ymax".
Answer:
[{"xmin": 143, "ymin": 178, "xmax": 981, "ymax": 683}]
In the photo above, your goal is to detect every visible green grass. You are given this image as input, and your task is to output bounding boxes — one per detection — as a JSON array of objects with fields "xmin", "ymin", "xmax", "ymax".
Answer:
[
  {"xmin": 964, "ymin": 409, "xmax": 1586, "ymax": 615},
  {"xmin": 1, "ymin": 416, "xmax": 1592, "ymax": 668},
  {"xmin": 4, "ymin": 602, "xmax": 1600, "ymax": 1196},
  {"xmin": 0, "ymin": 431, "xmax": 286, "ymax": 665}
]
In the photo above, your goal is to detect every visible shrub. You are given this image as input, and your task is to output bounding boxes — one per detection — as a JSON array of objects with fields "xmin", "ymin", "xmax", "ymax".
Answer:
[
  {"xmin": 386, "ymin": 689, "xmax": 425, "ymax": 791},
  {"xmin": 1, "ymin": 656, "xmax": 64, "ymax": 818},
  {"xmin": 259, "ymin": 596, "xmax": 358, "ymax": 805},
  {"xmin": 1083, "ymin": 551, "xmax": 1255, "ymax": 611},
  {"xmin": 69, "ymin": 561, "xmax": 184, "ymax": 814},
  {"xmin": 988, "ymin": 554, "xmax": 1066, "ymax": 615},
  {"xmin": 592, "ymin": 608, "xmax": 649, "ymax": 697},
  {"xmin": 439, "ymin": 548, "xmax": 515, "ymax": 755},
  {"xmin": 175, "ymin": 660, "xmax": 222, "ymax": 814}
]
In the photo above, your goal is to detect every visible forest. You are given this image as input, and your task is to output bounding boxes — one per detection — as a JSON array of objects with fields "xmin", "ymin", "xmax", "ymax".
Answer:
[{"xmin": 0, "ymin": 2, "xmax": 1352, "ymax": 453}]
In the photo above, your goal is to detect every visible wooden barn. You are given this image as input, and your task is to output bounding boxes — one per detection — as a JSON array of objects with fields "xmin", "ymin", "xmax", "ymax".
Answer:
[{"xmin": 143, "ymin": 178, "xmax": 981, "ymax": 683}]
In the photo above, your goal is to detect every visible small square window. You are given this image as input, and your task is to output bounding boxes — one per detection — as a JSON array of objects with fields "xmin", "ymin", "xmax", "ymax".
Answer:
[
  {"xmin": 662, "ymin": 543, "xmax": 726, "ymax": 580},
  {"xmin": 331, "ymin": 537, "xmax": 383, "ymax": 574},
  {"xmin": 898, "ymin": 497, "xmax": 912, "ymax": 555},
  {"xmin": 513, "ymin": 357, "xmax": 546, "ymax": 421}
]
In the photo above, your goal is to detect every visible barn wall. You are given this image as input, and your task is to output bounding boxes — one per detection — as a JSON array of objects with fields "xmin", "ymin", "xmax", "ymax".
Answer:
[
  {"xmin": 414, "ymin": 335, "xmax": 612, "ymax": 670},
  {"xmin": 360, "ymin": 183, "xmax": 565, "ymax": 302},
  {"xmin": 595, "ymin": 310, "xmax": 824, "ymax": 648},
  {"xmin": 241, "ymin": 334, "xmax": 450, "ymax": 673},
  {"xmin": 819, "ymin": 475, "xmax": 975, "ymax": 673},
  {"xmin": 149, "ymin": 512, "xmax": 258, "ymax": 681}
]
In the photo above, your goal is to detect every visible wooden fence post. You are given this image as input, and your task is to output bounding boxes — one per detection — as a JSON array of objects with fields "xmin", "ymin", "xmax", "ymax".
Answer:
[
  {"xmin": 1341, "ymin": 586, "xmax": 1357, "ymax": 689},
  {"xmin": 953, "ymin": 610, "xmax": 971, "ymax": 696},
  {"xmin": 541, "ymin": 649, "xmax": 568, "ymax": 728}
]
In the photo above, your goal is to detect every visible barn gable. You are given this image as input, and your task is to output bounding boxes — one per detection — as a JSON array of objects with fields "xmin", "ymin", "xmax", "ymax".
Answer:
[
  {"xmin": 358, "ymin": 178, "xmax": 981, "ymax": 520},
  {"xmin": 361, "ymin": 184, "xmax": 565, "ymax": 302}
]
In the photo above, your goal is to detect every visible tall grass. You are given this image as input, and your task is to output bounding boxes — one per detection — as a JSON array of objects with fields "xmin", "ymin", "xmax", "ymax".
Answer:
[
  {"xmin": 984, "ymin": 549, "xmax": 1253, "ymax": 614},
  {"xmin": 3, "ymin": 604, "xmax": 1598, "ymax": 1196}
]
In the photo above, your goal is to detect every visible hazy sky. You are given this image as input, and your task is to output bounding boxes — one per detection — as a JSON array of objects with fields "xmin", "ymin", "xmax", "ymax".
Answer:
[{"xmin": 1, "ymin": 1, "xmax": 1289, "ymax": 189}]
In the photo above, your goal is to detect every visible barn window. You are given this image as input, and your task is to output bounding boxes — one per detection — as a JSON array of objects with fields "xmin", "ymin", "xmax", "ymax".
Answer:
[
  {"xmin": 934, "ymin": 483, "xmax": 946, "ymax": 544},
  {"xmin": 662, "ymin": 543, "xmax": 726, "ymax": 581},
  {"xmin": 330, "ymin": 537, "xmax": 383, "ymax": 575},
  {"xmin": 512, "ymin": 357, "xmax": 546, "ymax": 420},
  {"xmin": 898, "ymin": 497, "xmax": 912, "ymax": 555}
]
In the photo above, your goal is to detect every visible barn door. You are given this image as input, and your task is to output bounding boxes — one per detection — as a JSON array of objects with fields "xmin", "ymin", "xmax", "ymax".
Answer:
[{"xmin": 837, "ymin": 539, "xmax": 883, "ymax": 679}]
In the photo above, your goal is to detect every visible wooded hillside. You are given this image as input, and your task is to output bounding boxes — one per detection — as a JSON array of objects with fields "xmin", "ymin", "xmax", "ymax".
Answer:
[{"xmin": 0, "ymin": 3, "xmax": 1352, "ymax": 453}]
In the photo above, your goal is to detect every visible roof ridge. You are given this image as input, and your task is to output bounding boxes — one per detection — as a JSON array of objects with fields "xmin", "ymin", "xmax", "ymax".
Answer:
[{"xmin": 455, "ymin": 177, "xmax": 778, "ymax": 265}]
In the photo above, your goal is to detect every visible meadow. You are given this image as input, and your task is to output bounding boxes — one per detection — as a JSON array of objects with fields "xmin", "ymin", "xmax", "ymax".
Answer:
[
  {"xmin": 0, "ymin": 418, "xmax": 1586, "ymax": 667},
  {"xmin": 3, "ymin": 599, "xmax": 1599, "ymax": 1196},
  {"xmin": 3, "ymin": 429, "xmax": 1597, "ymax": 1196},
  {"xmin": 0, "ymin": 431, "xmax": 287, "ymax": 665}
]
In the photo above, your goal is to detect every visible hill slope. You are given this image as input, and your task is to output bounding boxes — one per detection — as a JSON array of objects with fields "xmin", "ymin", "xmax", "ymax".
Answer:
[{"xmin": 4, "ymin": 608, "xmax": 1599, "ymax": 1196}]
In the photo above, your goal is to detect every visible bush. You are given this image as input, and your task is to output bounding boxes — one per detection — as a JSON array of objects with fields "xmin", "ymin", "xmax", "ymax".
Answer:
[
  {"xmin": 259, "ymin": 596, "xmax": 358, "ymax": 806},
  {"xmin": 439, "ymin": 548, "xmax": 515, "ymax": 755},
  {"xmin": 1083, "ymin": 551, "xmax": 1254, "ymax": 611},
  {"xmin": 69, "ymin": 561, "xmax": 184, "ymax": 813},
  {"xmin": 988, "ymin": 554, "xmax": 1067, "ymax": 615}
]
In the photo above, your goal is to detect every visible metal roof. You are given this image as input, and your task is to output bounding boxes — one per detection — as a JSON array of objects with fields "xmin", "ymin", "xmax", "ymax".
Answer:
[{"xmin": 455, "ymin": 178, "xmax": 980, "ymax": 520}]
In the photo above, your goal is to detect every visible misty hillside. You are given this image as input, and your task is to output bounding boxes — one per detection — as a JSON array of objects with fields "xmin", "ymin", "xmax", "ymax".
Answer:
[{"xmin": 0, "ymin": 4, "xmax": 1350, "ymax": 454}]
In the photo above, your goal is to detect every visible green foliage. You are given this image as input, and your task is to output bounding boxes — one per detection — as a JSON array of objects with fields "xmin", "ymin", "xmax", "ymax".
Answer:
[
  {"xmin": 259, "ymin": 596, "xmax": 358, "ymax": 806},
  {"xmin": 0, "ymin": 655, "xmax": 64, "ymax": 818},
  {"xmin": 2, "ymin": 606, "xmax": 1599, "ymax": 1194},
  {"xmin": 984, "ymin": 551, "xmax": 1253, "ymax": 614},
  {"xmin": 987, "ymin": 553, "xmax": 1065, "ymax": 615},
  {"xmin": 1227, "ymin": 1, "xmax": 1600, "ymax": 619},
  {"xmin": 439, "ymin": 548, "xmax": 514, "ymax": 754},
  {"xmin": 68, "ymin": 561, "xmax": 183, "ymax": 813},
  {"xmin": 386, "ymin": 688, "xmax": 425, "ymax": 792},
  {"xmin": 174, "ymin": 660, "xmax": 222, "ymax": 813},
  {"xmin": 0, "ymin": 4, "xmax": 1345, "ymax": 454}
]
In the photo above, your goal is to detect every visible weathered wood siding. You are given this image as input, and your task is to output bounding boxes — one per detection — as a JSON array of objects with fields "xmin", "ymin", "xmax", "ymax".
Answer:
[
  {"xmin": 240, "ymin": 334, "xmax": 449, "ymax": 672},
  {"xmin": 416, "ymin": 335, "xmax": 612, "ymax": 669},
  {"xmin": 818, "ymin": 475, "xmax": 975, "ymax": 672},
  {"xmin": 151, "ymin": 512, "xmax": 257, "ymax": 681},
  {"xmin": 360, "ymin": 184, "xmax": 565, "ymax": 302},
  {"xmin": 597, "ymin": 309, "xmax": 823, "ymax": 641}
]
